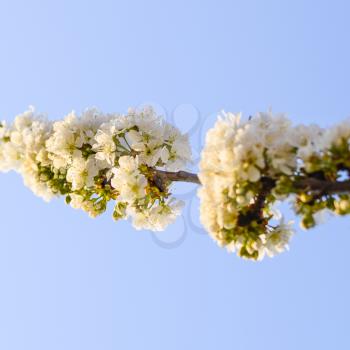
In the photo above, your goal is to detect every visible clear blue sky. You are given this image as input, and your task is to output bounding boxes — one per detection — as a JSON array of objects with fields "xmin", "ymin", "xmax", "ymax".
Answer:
[{"xmin": 1, "ymin": 1, "xmax": 350, "ymax": 349}]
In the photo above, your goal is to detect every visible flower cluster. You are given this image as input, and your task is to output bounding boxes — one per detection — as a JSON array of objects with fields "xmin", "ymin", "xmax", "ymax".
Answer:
[
  {"xmin": 199, "ymin": 111, "xmax": 350, "ymax": 260},
  {"xmin": 0, "ymin": 107, "xmax": 55, "ymax": 201},
  {"xmin": 2, "ymin": 105, "xmax": 350, "ymax": 261},
  {"xmin": 110, "ymin": 155, "xmax": 184, "ymax": 231},
  {"xmin": 0, "ymin": 106, "xmax": 191, "ymax": 231},
  {"xmin": 292, "ymin": 119, "xmax": 350, "ymax": 229}
]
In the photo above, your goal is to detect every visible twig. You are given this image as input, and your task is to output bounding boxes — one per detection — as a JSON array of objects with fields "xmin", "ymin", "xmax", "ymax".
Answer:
[{"xmin": 152, "ymin": 169, "xmax": 201, "ymax": 185}]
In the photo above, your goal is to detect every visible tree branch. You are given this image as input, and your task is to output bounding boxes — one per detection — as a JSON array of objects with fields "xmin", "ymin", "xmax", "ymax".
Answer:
[
  {"xmin": 294, "ymin": 178, "xmax": 350, "ymax": 195},
  {"xmin": 237, "ymin": 177, "xmax": 276, "ymax": 226},
  {"xmin": 152, "ymin": 169, "xmax": 201, "ymax": 185},
  {"xmin": 107, "ymin": 166, "xmax": 350, "ymax": 208},
  {"xmin": 151, "ymin": 171, "xmax": 350, "ymax": 195},
  {"xmin": 149, "ymin": 170, "xmax": 350, "ymax": 195},
  {"xmin": 148, "ymin": 169, "xmax": 200, "ymax": 193}
]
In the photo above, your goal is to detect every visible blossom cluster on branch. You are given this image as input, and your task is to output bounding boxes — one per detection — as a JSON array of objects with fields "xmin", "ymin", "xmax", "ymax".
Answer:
[
  {"xmin": 0, "ymin": 107, "xmax": 191, "ymax": 231},
  {"xmin": 2, "ymin": 106, "xmax": 350, "ymax": 261},
  {"xmin": 199, "ymin": 111, "xmax": 350, "ymax": 260}
]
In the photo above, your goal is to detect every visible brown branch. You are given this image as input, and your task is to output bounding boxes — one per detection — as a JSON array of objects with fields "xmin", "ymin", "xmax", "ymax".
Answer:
[
  {"xmin": 148, "ymin": 169, "xmax": 200, "ymax": 193},
  {"xmin": 152, "ymin": 169, "xmax": 201, "ymax": 185},
  {"xmin": 235, "ymin": 177, "xmax": 350, "ymax": 227},
  {"xmin": 237, "ymin": 177, "xmax": 276, "ymax": 226},
  {"xmin": 293, "ymin": 178, "xmax": 350, "ymax": 195},
  {"xmin": 151, "ymin": 171, "xmax": 350, "ymax": 195},
  {"xmin": 105, "ymin": 169, "xmax": 350, "ymax": 200},
  {"xmin": 150, "ymin": 170, "xmax": 350, "ymax": 195}
]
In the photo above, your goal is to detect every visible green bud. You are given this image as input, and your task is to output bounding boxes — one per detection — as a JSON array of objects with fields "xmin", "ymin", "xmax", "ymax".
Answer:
[
  {"xmin": 113, "ymin": 202, "xmax": 127, "ymax": 221},
  {"xmin": 299, "ymin": 193, "xmax": 312, "ymax": 203},
  {"xmin": 301, "ymin": 215, "xmax": 315, "ymax": 229},
  {"xmin": 65, "ymin": 195, "xmax": 72, "ymax": 205}
]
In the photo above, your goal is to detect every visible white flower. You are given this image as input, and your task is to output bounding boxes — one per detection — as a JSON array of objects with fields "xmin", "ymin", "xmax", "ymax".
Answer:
[
  {"xmin": 69, "ymin": 193, "xmax": 100, "ymax": 218},
  {"xmin": 119, "ymin": 155, "xmax": 138, "ymax": 171},
  {"xmin": 93, "ymin": 128, "xmax": 117, "ymax": 165},
  {"xmin": 66, "ymin": 157, "xmax": 99, "ymax": 190},
  {"xmin": 264, "ymin": 220, "xmax": 294, "ymax": 258},
  {"xmin": 165, "ymin": 135, "xmax": 192, "ymax": 171},
  {"xmin": 69, "ymin": 193, "xmax": 84, "ymax": 209},
  {"xmin": 129, "ymin": 199, "xmax": 184, "ymax": 231},
  {"xmin": 126, "ymin": 129, "xmax": 163, "ymax": 166},
  {"xmin": 111, "ymin": 156, "xmax": 147, "ymax": 202},
  {"xmin": 46, "ymin": 108, "xmax": 112, "ymax": 169}
]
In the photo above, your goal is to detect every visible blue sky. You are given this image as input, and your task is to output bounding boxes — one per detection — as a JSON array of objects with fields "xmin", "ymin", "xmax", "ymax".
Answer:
[{"xmin": 1, "ymin": 1, "xmax": 350, "ymax": 349}]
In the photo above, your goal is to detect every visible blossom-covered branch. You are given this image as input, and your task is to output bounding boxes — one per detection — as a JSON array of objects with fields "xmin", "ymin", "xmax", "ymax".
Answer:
[
  {"xmin": 199, "ymin": 111, "xmax": 350, "ymax": 260},
  {"xmin": 2, "ymin": 106, "xmax": 350, "ymax": 261},
  {"xmin": 0, "ymin": 107, "xmax": 192, "ymax": 231}
]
